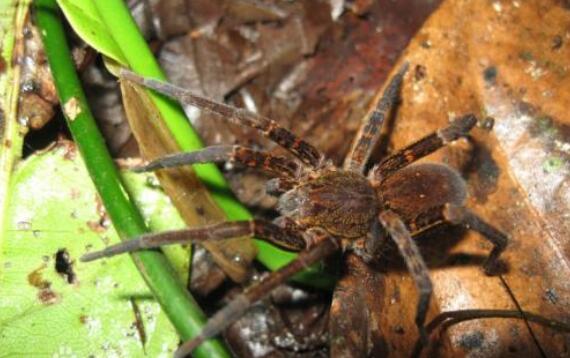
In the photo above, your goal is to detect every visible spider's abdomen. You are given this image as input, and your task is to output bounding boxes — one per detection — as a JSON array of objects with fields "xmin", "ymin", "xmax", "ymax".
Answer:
[
  {"xmin": 278, "ymin": 171, "xmax": 379, "ymax": 238},
  {"xmin": 379, "ymin": 163, "xmax": 467, "ymax": 231}
]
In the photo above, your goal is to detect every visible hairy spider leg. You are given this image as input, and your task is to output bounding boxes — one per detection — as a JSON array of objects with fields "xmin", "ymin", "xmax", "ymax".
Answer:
[
  {"xmin": 378, "ymin": 204, "xmax": 509, "ymax": 349},
  {"xmin": 378, "ymin": 210, "xmax": 432, "ymax": 344},
  {"xmin": 133, "ymin": 145, "xmax": 300, "ymax": 180},
  {"xmin": 444, "ymin": 204, "xmax": 508, "ymax": 274},
  {"xmin": 174, "ymin": 233, "xmax": 340, "ymax": 358},
  {"xmin": 370, "ymin": 114, "xmax": 477, "ymax": 182},
  {"xmin": 344, "ymin": 62, "xmax": 409, "ymax": 173},
  {"xmin": 80, "ymin": 219, "xmax": 307, "ymax": 262},
  {"xmin": 121, "ymin": 70, "xmax": 323, "ymax": 167}
]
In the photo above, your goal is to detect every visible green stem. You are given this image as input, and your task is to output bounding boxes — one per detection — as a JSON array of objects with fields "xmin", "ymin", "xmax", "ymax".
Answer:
[{"xmin": 34, "ymin": 1, "xmax": 229, "ymax": 357}]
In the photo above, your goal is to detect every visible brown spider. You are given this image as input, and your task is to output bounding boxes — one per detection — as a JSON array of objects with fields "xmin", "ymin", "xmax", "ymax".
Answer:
[{"xmin": 81, "ymin": 63, "xmax": 507, "ymax": 357}]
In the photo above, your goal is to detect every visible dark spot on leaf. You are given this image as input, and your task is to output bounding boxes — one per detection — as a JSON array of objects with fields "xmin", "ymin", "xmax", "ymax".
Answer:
[
  {"xmin": 28, "ymin": 265, "xmax": 49, "ymax": 289},
  {"xmin": 38, "ymin": 289, "xmax": 58, "ymax": 305},
  {"xmin": 552, "ymin": 35, "xmax": 563, "ymax": 50},
  {"xmin": 28, "ymin": 264, "xmax": 58, "ymax": 304},
  {"xmin": 55, "ymin": 248, "xmax": 76, "ymax": 284},
  {"xmin": 458, "ymin": 331, "xmax": 484, "ymax": 350},
  {"xmin": 544, "ymin": 288, "xmax": 558, "ymax": 304},
  {"xmin": 21, "ymin": 79, "xmax": 38, "ymax": 93},
  {"xmin": 543, "ymin": 156, "xmax": 564, "ymax": 173},
  {"xmin": 519, "ymin": 50, "xmax": 533, "ymax": 61},
  {"xmin": 479, "ymin": 117, "xmax": 495, "ymax": 131},
  {"xmin": 466, "ymin": 142, "xmax": 500, "ymax": 203},
  {"xmin": 483, "ymin": 66, "xmax": 497, "ymax": 84},
  {"xmin": 130, "ymin": 298, "xmax": 147, "ymax": 349},
  {"xmin": 414, "ymin": 64, "xmax": 427, "ymax": 81}
]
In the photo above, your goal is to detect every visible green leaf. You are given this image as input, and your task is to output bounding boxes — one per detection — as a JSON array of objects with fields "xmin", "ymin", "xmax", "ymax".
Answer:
[
  {"xmin": 56, "ymin": 0, "xmax": 127, "ymax": 65},
  {"xmin": 0, "ymin": 144, "xmax": 188, "ymax": 356}
]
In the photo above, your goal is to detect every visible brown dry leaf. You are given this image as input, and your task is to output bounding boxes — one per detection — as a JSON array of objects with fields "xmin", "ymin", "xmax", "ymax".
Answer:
[
  {"xmin": 355, "ymin": 1, "xmax": 570, "ymax": 356},
  {"xmin": 120, "ymin": 81, "xmax": 257, "ymax": 285},
  {"xmin": 18, "ymin": 19, "xmax": 58, "ymax": 131},
  {"xmin": 286, "ymin": 0, "xmax": 444, "ymax": 164},
  {"xmin": 127, "ymin": 0, "xmax": 569, "ymax": 356}
]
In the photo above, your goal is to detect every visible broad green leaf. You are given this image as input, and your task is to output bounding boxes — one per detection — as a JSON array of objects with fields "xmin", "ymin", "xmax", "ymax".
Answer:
[
  {"xmin": 0, "ymin": 143, "xmax": 187, "ymax": 356},
  {"xmin": 56, "ymin": 0, "xmax": 127, "ymax": 65}
]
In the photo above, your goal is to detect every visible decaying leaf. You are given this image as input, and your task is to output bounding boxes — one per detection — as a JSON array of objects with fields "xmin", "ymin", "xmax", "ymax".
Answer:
[
  {"xmin": 120, "ymin": 81, "xmax": 257, "ymax": 287},
  {"xmin": 17, "ymin": 19, "xmax": 58, "ymax": 131},
  {"xmin": 361, "ymin": 1, "xmax": 570, "ymax": 356}
]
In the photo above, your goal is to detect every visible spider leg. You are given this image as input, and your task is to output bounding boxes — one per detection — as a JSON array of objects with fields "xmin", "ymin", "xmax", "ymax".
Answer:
[
  {"xmin": 174, "ymin": 231, "xmax": 340, "ymax": 358},
  {"xmin": 80, "ymin": 220, "xmax": 307, "ymax": 262},
  {"xmin": 402, "ymin": 203, "xmax": 507, "ymax": 274},
  {"xmin": 344, "ymin": 63, "xmax": 409, "ymax": 173},
  {"xmin": 379, "ymin": 210, "xmax": 432, "ymax": 344},
  {"xmin": 444, "ymin": 204, "xmax": 508, "ymax": 274},
  {"xmin": 133, "ymin": 145, "xmax": 300, "ymax": 180},
  {"xmin": 370, "ymin": 114, "xmax": 477, "ymax": 181},
  {"xmin": 121, "ymin": 70, "xmax": 323, "ymax": 167}
]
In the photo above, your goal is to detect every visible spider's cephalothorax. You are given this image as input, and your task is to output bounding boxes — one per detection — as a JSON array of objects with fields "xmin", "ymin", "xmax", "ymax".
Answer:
[
  {"xmin": 81, "ymin": 64, "xmax": 508, "ymax": 357},
  {"xmin": 278, "ymin": 170, "xmax": 379, "ymax": 239}
]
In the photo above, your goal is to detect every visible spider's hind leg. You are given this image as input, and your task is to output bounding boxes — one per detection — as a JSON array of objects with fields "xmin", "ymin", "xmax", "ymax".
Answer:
[
  {"xmin": 444, "ymin": 204, "xmax": 508, "ymax": 274},
  {"xmin": 379, "ymin": 210, "xmax": 433, "ymax": 344},
  {"xmin": 174, "ymin": 231, "xmax": 340, "ymax": 358}
]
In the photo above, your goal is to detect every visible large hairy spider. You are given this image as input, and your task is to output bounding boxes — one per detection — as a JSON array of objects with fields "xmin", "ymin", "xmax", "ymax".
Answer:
[{"xmin": 82, "ymin": 63, "xmax": 507, "ymax": 357}]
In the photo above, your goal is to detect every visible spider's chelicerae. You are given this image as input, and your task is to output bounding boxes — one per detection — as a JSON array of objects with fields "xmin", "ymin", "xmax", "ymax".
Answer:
[{"xmin": 82, "ymin": 63, "xmax": 507, "ymax": 357}]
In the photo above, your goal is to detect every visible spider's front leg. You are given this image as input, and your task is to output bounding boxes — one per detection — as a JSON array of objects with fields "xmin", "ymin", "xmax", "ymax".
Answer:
[
  {"xmin": 370, "ymin": 114, "xmax": 477, "ymax": 182},
  {"xmin": 121, "ymin": 70, "xmax": 324, "ymax": 167},
  {"xmin": 80, "ymin": 219, "xmax": 307, "ymax": 262},
  {"xmin": 134, "ymin": 145, "xmax": 300, "ymax": 181},
  {"xmin": 378, "ymin": 210, "xmax": 433, "ymax": 344},
  {"xmin": 344, "ymin": 63, "xmax": 409, "ymax": 173}
]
